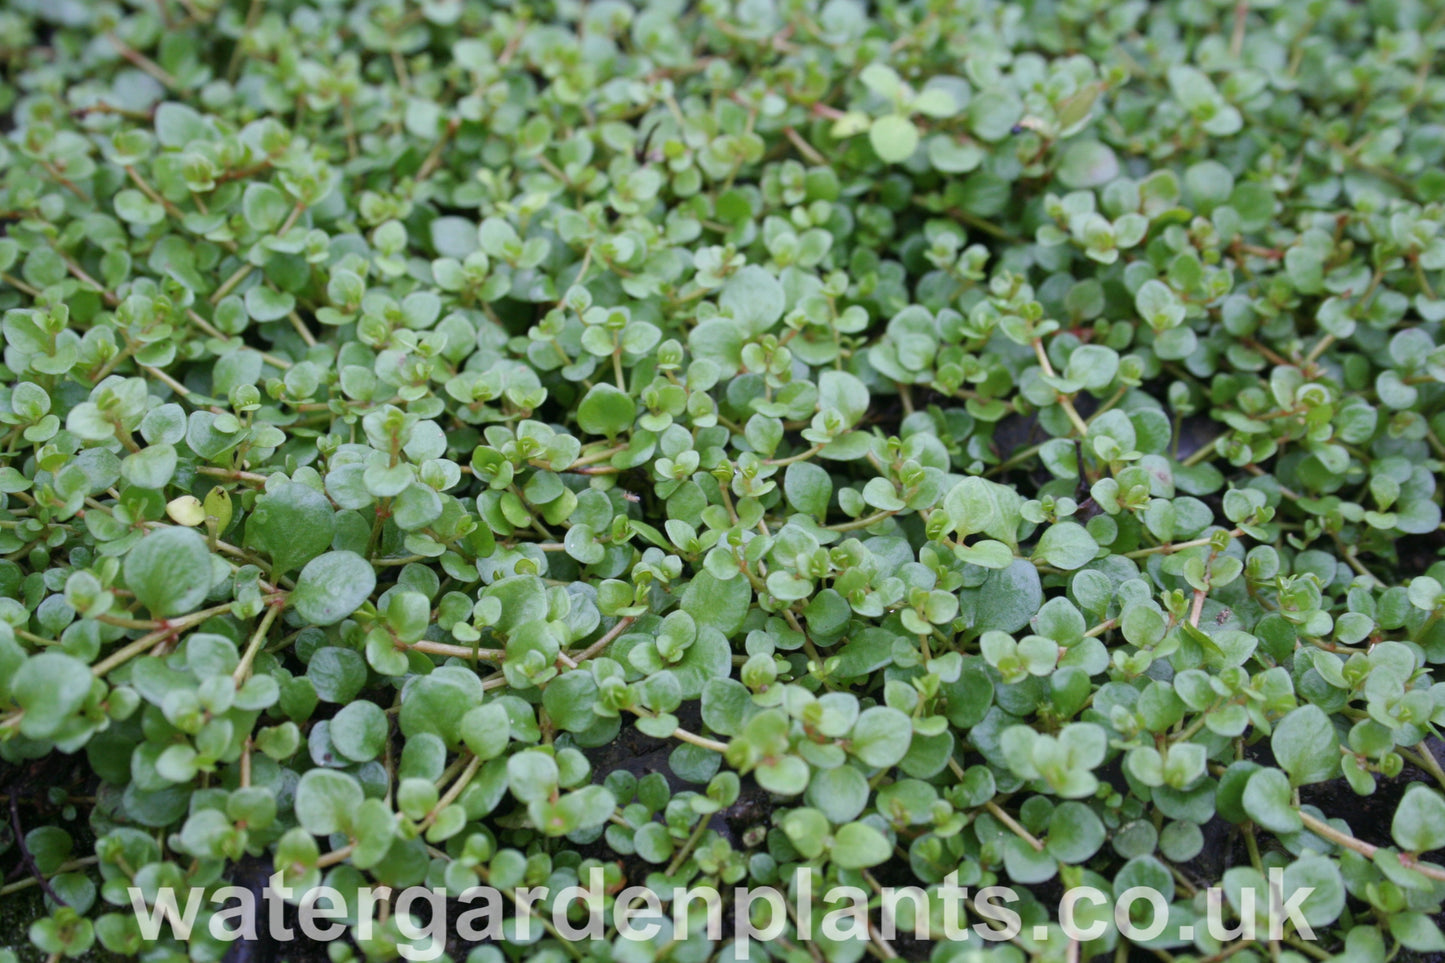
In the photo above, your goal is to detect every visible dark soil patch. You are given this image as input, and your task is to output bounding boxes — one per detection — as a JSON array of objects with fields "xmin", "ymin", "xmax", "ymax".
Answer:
[
  {"xmin": 1, "ymin": 751, "xmax": 110, "ymax": 962},
  {"xmin": 1395, "ymin": 526, "xmax": 1445, "ymax": 577}
]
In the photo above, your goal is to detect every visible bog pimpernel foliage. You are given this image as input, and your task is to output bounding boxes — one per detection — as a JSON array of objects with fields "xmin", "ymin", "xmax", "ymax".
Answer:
[{"xmin": 4, "ymin": 0, "xmax": 1445, "ymax": 961}]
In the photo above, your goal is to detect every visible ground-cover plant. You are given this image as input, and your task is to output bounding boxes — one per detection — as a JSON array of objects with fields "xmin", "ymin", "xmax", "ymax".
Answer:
[{"xmin": 3, "ymin": 0, "xmax": 1445, "ymax": 961}]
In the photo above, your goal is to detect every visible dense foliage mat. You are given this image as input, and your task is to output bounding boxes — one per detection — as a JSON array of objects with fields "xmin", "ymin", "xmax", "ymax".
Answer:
[{"xmin": 5, "ymin": 0, "xmax": 1445, "ymax": 961}]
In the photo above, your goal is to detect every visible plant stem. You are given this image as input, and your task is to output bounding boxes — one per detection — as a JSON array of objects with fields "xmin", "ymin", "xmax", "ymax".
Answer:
[
  {"xmin": 410, "ymin": 640, "xmax": 506, "ymax": 662},
  {"xmin": 672, "ymin": 726, "xmax": 729, "ymax": 753},
  {"xmin": 567, "ymin": 445, "xmax": 627, "ymax": 469},
  {"xmin": 1181, "ymin": 436, "xmax": 1223, "ymax": 467},
  {"xmin": 0, "ymin": 271, "xmax": 41, "ymax": 297},
  {"xmin": 91, "ymin": 601, "xmax": 245, "ymax": 677},
  {"xmin": 108, "ymin": 33, "xmax": 179, "ymax": 88},
  {"xmin": 1123, "ymin": 529, "xmax": 1242, "ymax": 559},
  {"xmin": 629, "ymin": 708, "xmax": 729, "ymax": 753},
  {"xmin": 763, "ymin": 443, "xmax": 824, "ymax": 466},
  {"xmin": 568, "ymin": 615, "xmax": 637, "ymax": 664},
  {"xmin": 417, "ymin": 119, "xmax": 460, "ymax": 181},
  {"xmin": 782, "ymin": 126, "xmax": 827, "ymax": 165},
  {"xmin": 1296, "ymin": 810, "xmax": 1445, "ymax": 883},
  {"xmin": 1302, "ymin": 333, "xmax": 1335, "ymax": 365},
  {"xmin": 211, "ymin": 263, "xmax": 254, "ymax": 304},
  {"xmin": 95, "ymin": 612, "xmax": 162, "ymax": 630},
  {"xmin": 1031, "ymin": 338, "xmax": 1091, "ymax": 437},
  {"xmin": 1407, "ymin": 741, "xmax": 1445, "ymax": 793},
  {"xmin": 1330, "ymin": 533, "xmax": 1384, "ymax": 587},
  {"xmin": 287, "ymin": 310, "xmax": 318, "ymax": 347},
  {"xmin": 985, "ymin": 800, "xmax": 1045, "ymax": 852},
  {"xmin": 11, "ymin": 796, "xmax": 68, "ymax": 906},
  {"xmin": 1188, "ymin": 587, "xmax": 1207, "ymax": 627},
  {"xmin": 825, "ymin": 509, "xmax": 898, "ymax": 532},
  {"xmin": 0, "ymin": 858, "xmax": 98, "ymax": 898},
  {"xmin": 316, "ymin": 842, "xmax": 356, "ymax": 869},
  {"xmin": 664, "ymin": 815, "xmax": 712, "ymax": 877},
  {"xmin": 197, "ymin": 466, "xmax": 271, "ymax": 484},
  {"xmin": 233, "ymin": 600, "xmax": 282, "ymax": 684},
  {"xmin": 422, "ymin": 753, "xmax": 481, "ymax": 829}
]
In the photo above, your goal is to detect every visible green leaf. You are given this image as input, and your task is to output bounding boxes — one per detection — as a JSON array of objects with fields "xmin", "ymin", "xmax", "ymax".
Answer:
[
  {"xmin": 850, "ymin": 706, "xmax": 912, "ymax": 768},
  {"xmin": 576, "ymin": 384, "xmax": 636, "ymax": 437},
  {"xmin": 247, "ymin": 481, "xmax": 336, "ymax": 575},
  {"xmin": 1393, "ymin": 786, "xmax": 1445, "ymax": 852},
  {"xmin": 832, "ymin": 821, "xmax": 892, "ymax": 868},
  {"xmin": 308, "ymin": 647, "xmax": 367, "ymax": 703},
  {"xmin": 399, "ymin": 669, "xmax": 482, "ymax": 746},
  {"xmin": 507, "ymin": 749, "xmax": 559, "ymax": 803},
  {"xmin": 869, "ymin": 115, "xmax": 920, "ymax": 163},
  {"xmin": 804, "ymin": 766, "xmax": 870, "ymax": 824},
  {"xmin": 1393, "ymin": 913, "xmax": 1445, "ymax": 952},
  {"xmin": 784, "ymin": 462, "xmax": 832, "ymax": 517},
  {"xmin": 120, "ymin": 444, "xmax": 177, "ymax": 489},
  {"xmin": 944, "ymin": 477, "xmax": 1023, "ymax": 548},
  {"xmin": 461, "ymin": 703, "xmax": 512, "ymax": 760},
  {"xmin": 818, "ymin": 371, "xmax": 870, "ymax": 427},
  {"xmin": 681, "ymin": 570, "xmax": 751, "ymax": 638},
  {"xmin": 123, "ymin": 527, "xmax": 213, "ymax": 617},
  {"xmin": 782, "ymin": 807, "xmax": 830, "ymax": 859},
  {"xmin": 928, "ymin": 135, "xmax": 983, "ymax": 174},
  {"xmin": 431, "ymin": 216, "xmax": 480, "ymax": 258},
  {"xmin": 669, "ymin": 626, "xmax": 731, "ymax": 699},
  {"xmin": 1272, "ymin": 705, "xmax": 1339, "ymax": 786},
  {"xmin": 1047, "ymin": 801, "xmax": 1105, "ymax": 862},
  {"xmin": 859, "ymin": 64, "xmax": 904, "ymax": 100},
  {"xmin": 968, "ymin": 87, "xmax": 1023, "ymax": 141},
  {"xmin": 114, "ymin": 189, "xmax": 163, "ymax": 226},
  {"xmin": 1056, "ymin": 140, "xmax": 1119, "ymax": 189},
  {"xmin": 1241, "ymin": 768, "xmax": 1302, "ymax": 835},
  {"xmin": 329, "ymin": 702, "xmax": 388, "ymax": 762},
  {"xmin": 1282, "ymin": 854, "xmax": 1346, "ymax": 930},
  {"xmin": 1034, "ymin": 522, "xmax": 1097, "ymax": 570},
  {"xmin": 967, "ymin": 560, "xmax": 1044, "ymax": 633},
  {"xmin": 245, "ymin": 285, "xmax": 296, "ymax": 323},
  {"xmin": 293, "ymin": 769, "xmax": 363, "ymax": 836},
  {"xmin": 14, "ymin": 653, "xmax": 93, "ymax": 741},
  {"xmin": 291, "ymin": 551, "xmax": 376, "ymax": 626},
  {"xmin": 756, "ymin": 755, "xmax": 810, "ymax": 795},
  {"xmin": 1135, "ymin": 279, "xmax": 1185, "ymax": 330},
  {"xmin": 242, "ymin": 183, "xmax": 290, "ymax": 233},
  {"xmin": 485, "ymin": 576, "xmax": 549, "ymax": 633},
  {"xmin": 1033, "ymin": 597, "xmax": 1085, "ymax": 645},
  {"xmin": 688, "ymin": 319, "xmax": 744, "ymax": 371},
  {"xmin": 719, "ymin": 265, "xmax": 784, "ymax": 335},
  {"xmin": 155, "ymin": 102, "xmax": 210, "ymax": 147},
  {"xmin": 634, "ymin": 822, "xmax": 675, "ymax": 863}
]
